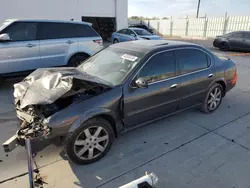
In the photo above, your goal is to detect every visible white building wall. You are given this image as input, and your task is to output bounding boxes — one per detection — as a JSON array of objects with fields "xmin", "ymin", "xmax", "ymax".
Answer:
[{"xmin": 0, "ymin": 0, "xmax": 128, "ymax": 30}]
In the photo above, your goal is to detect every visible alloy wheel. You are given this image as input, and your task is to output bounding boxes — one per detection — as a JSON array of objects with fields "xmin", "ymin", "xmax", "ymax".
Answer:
[
  {"xmin": 74, "ymin": 126, "xmax": 109, "ymax": 160},
  {"xmin": 207, "ymin": 87, "xmax": 222, "ymax": 111}
]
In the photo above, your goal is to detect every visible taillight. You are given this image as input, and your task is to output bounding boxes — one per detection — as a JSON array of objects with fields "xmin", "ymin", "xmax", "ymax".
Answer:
[
  {"xmin": 231, "ymin": 68, "xmax": 237, "ymax": 85},
  {"xmin": 93, "ymin": 39, "xmax": 103, "ymax": 46}
]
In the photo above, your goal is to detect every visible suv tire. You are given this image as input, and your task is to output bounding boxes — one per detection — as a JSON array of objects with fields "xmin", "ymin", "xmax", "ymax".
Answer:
[
  {"xmin": 68, "ymin": 54, "xmax": 89, "ymax": 67},
  {"xmin": 64, "ymin": 117, "xmax": 115, "ymax": 165}
]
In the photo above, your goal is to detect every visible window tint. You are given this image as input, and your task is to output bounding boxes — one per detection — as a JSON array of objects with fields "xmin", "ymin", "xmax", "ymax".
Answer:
[
  {"xmin": 125, "ymin": 29, "xmax": 135, "ymax": 36},
  {"xmin": 3, "ymin": 22, "xmax": 37, "ymax": 41},
  {"xmin": 73, "ymin": 24, "xmax": 99, "ymax": 37},
  {"xmin": 117, "ymin": 29, "xmax": 126, "ymax": 34},
  {"xmin": 232, "ymin": 32, "xmax": 244, "ymax": 38},
  {"xmin": 133, "ymin": 29, "xmax": 151, "ymax": 36},
  {"xmin": 244, "ymin": 32, "xmax": 250, "ymax": 39},
  {"xmin": 37, "ymin": 22, "xmax": 98, "ymax": 40},
  {"xmin": 175, "ymin": 49, "xmax": 209, "ymax": 75},
  {"xmin": 138, "ymin": 51, "xmax": 176, "ymax": 83}
]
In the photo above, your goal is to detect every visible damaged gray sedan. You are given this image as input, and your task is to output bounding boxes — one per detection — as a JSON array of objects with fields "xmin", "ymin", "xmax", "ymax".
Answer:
[{"xmin": 4, "ymin": 40, "xmax": 237, "ymax": 164}]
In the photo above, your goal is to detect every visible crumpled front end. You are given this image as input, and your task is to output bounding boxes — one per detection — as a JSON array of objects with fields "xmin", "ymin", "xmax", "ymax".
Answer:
[{"xmin": 11, "ymin": 67, "xmax": 111, "ymax": 144}]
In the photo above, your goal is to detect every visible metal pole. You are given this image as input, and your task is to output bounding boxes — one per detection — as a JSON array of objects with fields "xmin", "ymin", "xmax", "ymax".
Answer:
[
  {"xmin": 196, "ymin": 0, "xmax": 201, "ymax": 18},
  {"xmin": 25, "ymin": 138, "xmax": 34, "ymax": 188}
]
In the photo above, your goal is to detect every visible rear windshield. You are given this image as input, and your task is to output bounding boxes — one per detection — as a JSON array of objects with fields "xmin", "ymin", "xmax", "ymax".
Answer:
[
  {"xmin": 133, "ymin": 29, "xmax": 152, "ymax": 36},
  {"xmin": 77, "ymin": 46, "xmax": 146, "ymax": 86}
]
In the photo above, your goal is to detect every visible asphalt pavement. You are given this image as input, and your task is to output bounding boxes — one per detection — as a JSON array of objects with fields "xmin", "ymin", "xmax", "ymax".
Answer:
[{"xmin": 1, "ymin": 42, "xmax": 250, "ymax": 188}]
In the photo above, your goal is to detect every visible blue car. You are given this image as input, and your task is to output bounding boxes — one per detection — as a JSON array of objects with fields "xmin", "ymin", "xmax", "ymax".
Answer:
[{"xmin": 112, "ymin": 27, "xmax": 162, "ymax": 43}]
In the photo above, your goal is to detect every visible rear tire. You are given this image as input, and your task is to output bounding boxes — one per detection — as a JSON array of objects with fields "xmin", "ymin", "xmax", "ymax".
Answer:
[
  {"xmin": 67, "ymin": 54, "xmax": 89, "ymax": 67},
  {"xmin": 64, "ymin": 117, "xmax": 115, "ymax": 165},
  {"xmin": 113, "ymin": 39, "xmax": 119, "ymax": 44},
  {"xmin": 200, "ymin": 83, "xmax": 224, "ymax": 114}
]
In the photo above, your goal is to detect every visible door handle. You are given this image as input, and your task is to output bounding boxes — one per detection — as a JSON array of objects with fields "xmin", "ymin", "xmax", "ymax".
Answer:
[
  {"xmin": 66, "ymin": 40, "xmax": 74, "ymax": 44},
  {"xmin": 170, "ymin": 84, "xmax": 177, "ymax": 89},
  {"xmin": 26, "ymin": 44, "xmax": 36, "ymax": 48},
  {"xmin": 208, "ymin": 74, "xmax": 214, "ymax": 78}
]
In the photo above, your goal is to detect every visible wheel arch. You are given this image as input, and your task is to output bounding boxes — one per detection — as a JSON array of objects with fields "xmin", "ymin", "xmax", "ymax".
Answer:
[
  {"xmin": 68, "ymin": 108, "xmax": 118, "ymax": 137},
  {"xmin": 66, "ymin": 52, "xmax": 91, "ymax": 65},
  {"xmin": 209, "ymin": 78, "xmax": 227, "ymax": 97}
]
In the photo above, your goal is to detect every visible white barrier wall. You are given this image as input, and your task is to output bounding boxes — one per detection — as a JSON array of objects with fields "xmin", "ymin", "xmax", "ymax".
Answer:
[
  {"xmin": 172, "ymin": 19, "xmax": 186, "ymax": 36},
  {"xmin": 206, "ymin": 17, "xmax": 225, "ymax": 37},
  {"xmin": 140, "ymin": 15, "xmax": 250, "ymax": 38},
  {"xmin": 188, "ymin": 18, "xmax": 206, "ymax": 37},
  {"xmin": 227, "ymin": 16, "xmax": 250, "ymax": 33}
]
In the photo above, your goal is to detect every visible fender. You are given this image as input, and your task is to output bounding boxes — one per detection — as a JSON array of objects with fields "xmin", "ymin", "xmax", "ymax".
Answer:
[
  {"xmin": 68, "ymin": 107, "xmax": 117, "ymax": 133},
  {"xmin": 208, "ymin": 77, "xmax": 227, "ymax": 94}
]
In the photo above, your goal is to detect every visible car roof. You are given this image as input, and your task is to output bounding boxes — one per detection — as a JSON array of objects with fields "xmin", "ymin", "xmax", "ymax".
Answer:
[
  {"xmin": 4, "ymin": 19, "xmax": 92, "ymax": 26},
  {"xmin": 111, "ymin": 40, "xmax": 200, "ymax": 53}
]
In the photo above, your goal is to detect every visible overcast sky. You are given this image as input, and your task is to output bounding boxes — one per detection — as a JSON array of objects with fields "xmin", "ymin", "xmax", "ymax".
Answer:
[{"xmin": 128, "ymin": 0, "xmax": 250, "ymax": 18}]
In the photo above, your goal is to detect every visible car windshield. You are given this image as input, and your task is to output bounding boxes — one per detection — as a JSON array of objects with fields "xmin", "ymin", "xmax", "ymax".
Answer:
[
  {"xmin": 133, "ymin": 29, "xmax": 152, "ymax": 36},
  {"xmin": 77, "ymin": 46, "xmax": 145, "ymax": 86},
  {"xmin": 0, "ymin": 21, "xmax": 11, "ymax": 31}
]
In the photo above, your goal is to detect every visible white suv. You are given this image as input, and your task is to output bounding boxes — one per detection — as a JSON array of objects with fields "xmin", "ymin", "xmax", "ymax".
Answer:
[{"xmin": 0, "ymin": 19, "xmax": 103, "ymax": 78}]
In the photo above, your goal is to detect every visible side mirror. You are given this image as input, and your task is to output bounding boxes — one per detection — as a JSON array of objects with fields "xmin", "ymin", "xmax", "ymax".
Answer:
[
  {"xmin": 135, "ymin": 77, "xmax": 148, "ymax": 88},
  {"xmin": 130, "ymin": 33, "xmax": 136, "ymax": 37},
  {"xmin": 0, "ymin": 33, "xmax": 10, "ymax": 42}
]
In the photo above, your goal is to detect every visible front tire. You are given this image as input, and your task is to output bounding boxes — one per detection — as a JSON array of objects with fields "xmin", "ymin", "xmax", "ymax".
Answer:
[
  {"xmin": 64, "ymin": 118, "xmax": 115, "ymax": 165},
  {"xmin": 219, "ymin": 42, "xmax": 229, "ymax": 51},
  {"xmin": 113, "ymin": 39, "xmax": 119, "ymax": 44},
  {"xmin": 200, "ymin": 83, "xmax": 223, "ymax": 113}
]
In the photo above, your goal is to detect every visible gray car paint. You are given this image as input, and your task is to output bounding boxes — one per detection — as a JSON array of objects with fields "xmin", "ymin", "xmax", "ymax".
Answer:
[{"xmin": 14, "ymin": 41, "xmax": 237, "ymax": 139}]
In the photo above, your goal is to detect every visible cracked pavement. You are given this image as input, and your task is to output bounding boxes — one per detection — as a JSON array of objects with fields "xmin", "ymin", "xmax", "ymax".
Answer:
[{"xmin": 1, "ymin": 43, "xmax": 250, "ymax": 187}]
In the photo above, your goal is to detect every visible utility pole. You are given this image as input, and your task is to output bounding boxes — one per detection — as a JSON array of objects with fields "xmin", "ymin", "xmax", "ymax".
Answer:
[{"xmin": 196, "ymin": 0, "xmax": 201, "ymax": 18}]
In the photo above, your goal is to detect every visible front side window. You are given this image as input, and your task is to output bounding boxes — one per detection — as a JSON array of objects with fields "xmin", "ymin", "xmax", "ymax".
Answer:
[
  {"xmin": 138, "ymin": 51, "xmax": 176, "ymax": 83},
  {"xmin": 231, "ymin": 32, "xmax": 244, "ymax": 38},
  {"xmin": 3, "ymin": 22, "xmax": 37, "ymax": 41},
  {"xmin": 175, "ymin": 49, "xmax": 209, "ymax": 75},
  {"xmin": 244, "ymin": 32, "xmax": 250, "ymax": 39},
  {"xmin": 77, "ymin": 47, "xmax": 145, "ymax": 86}
]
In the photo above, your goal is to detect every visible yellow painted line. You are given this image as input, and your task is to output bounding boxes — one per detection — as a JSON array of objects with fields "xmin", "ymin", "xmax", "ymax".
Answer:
[{"xmin": 227, "ymin": 52, "xmax": 250, "ymax": 57}]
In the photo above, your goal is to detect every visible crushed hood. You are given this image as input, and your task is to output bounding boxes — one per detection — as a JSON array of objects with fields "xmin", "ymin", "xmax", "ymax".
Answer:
[{"xmin": 14, "ymin": 67, "xmax": 111, "ymax": 109}]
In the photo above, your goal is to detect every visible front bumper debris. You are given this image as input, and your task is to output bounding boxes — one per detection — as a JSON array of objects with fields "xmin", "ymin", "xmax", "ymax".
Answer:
[{"xmin": 2, "ymin": 134, "xmax": 19, "ymax": 153}]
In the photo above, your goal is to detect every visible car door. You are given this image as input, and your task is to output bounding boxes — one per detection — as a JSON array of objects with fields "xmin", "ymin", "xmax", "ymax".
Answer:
[
  {"xmin": 0, "ymin": 21, "xmax": 40, "ymax": 74},
  {"xmin": 37, "ymin": 22, "xmax": 78, "ymax": 67},
  {"xmin": 228, "ymin": 32, "xmax": 245, "ymax": 50},
  {"xmin": 174, "ymin": 48, "xmax": 215, "ymax": 109},
  {"xmin": 243, "ymin": 32, "xmax": 250, "ymax": 50},
  {"xmin": 125, "ymin": 29, "xmax": 137, "ymax": 41},
  {"xmin": 123, "ymin": 50, "xmax": 181, "ymax": 127}
]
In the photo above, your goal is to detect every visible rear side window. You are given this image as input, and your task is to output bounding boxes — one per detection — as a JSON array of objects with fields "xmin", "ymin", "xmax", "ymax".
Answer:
[
  {"xmin": 72, "ymin": 24, "xmax": 99, "ymax": 37},
  {"xmin": 175, "ymin": 49, "xmax": 210, "ymax": 75},
  {"xmin": 37, "ymin": 22, "xmax": 99, "ymax": 40},
  {"xmin": 117, "ymin": 29, "xmax": 126, "ymax": 34},
  {"xmin": 3, "ymin": 22, "xmax": 37, "ymax": 41},
  {"xmin": 138, "ymin": 51, "xmax": 176, "ymax": 83}
]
